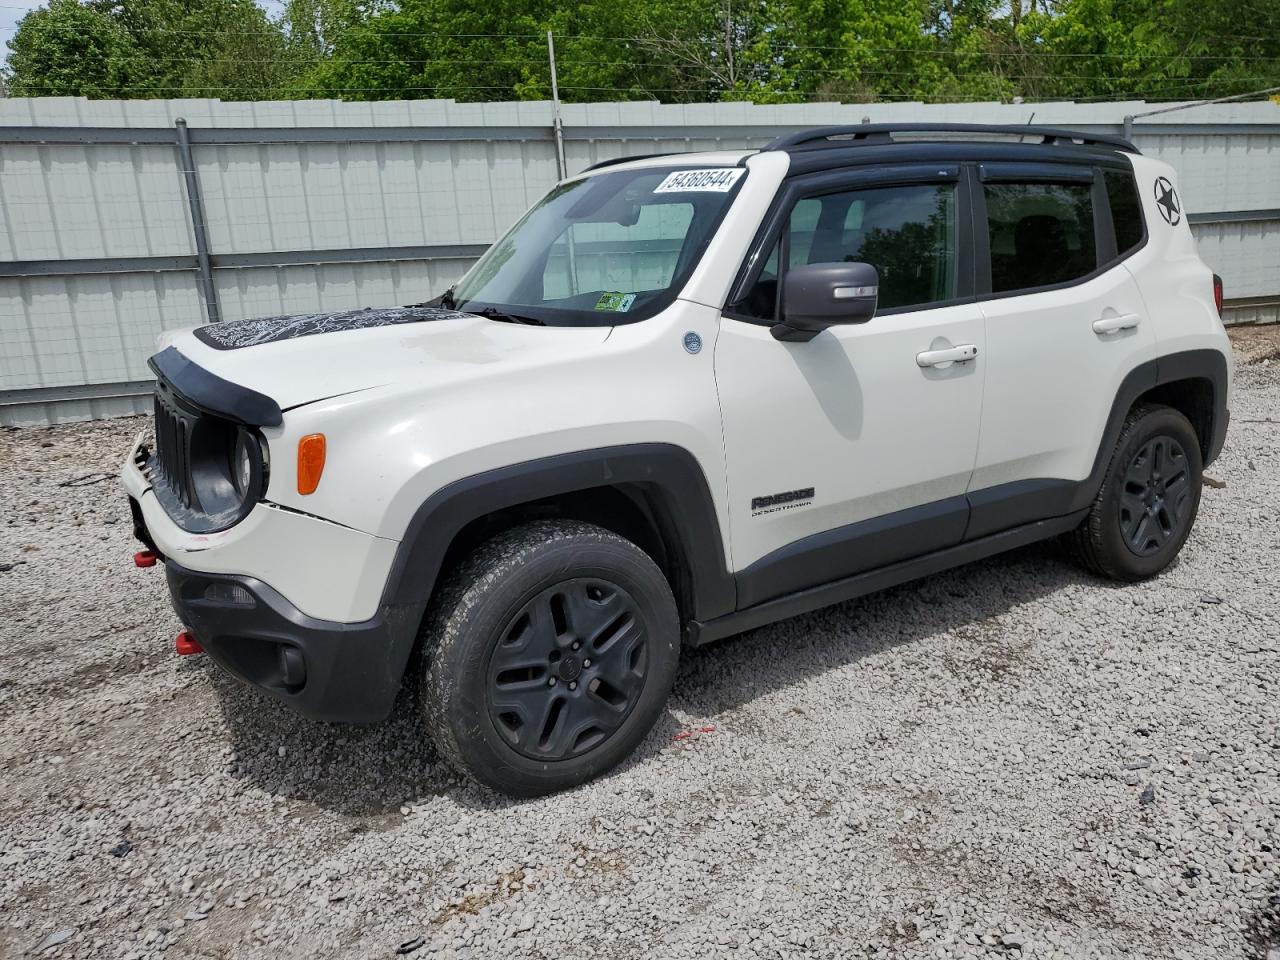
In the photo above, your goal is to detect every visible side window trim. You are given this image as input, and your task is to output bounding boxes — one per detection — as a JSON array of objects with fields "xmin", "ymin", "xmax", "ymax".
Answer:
[
  {"xmin": 979, "ymin": 161, "xmax": 1096, "ymax": 183},
  {"xmin": 966, "ymin": 164, "xmax": 991, "ymax": 297},
  {"xmin": 774, "ymin": 218, "xmax": 792, "ymax": 322},
  {"xmin": 1091, "ymin": 167, "xmax": 1120, "ymax": 266},
  {"xmin": 725, "ymin": 164, "xmax": 971, "ymax": 323},
  {"xmin": 954, "ymin": 168, "xmax": 978, "ymax": 302}
]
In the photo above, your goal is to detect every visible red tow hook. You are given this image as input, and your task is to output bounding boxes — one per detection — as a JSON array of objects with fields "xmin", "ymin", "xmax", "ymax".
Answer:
[
  {"xmin": 175, "ymin": 630, "xmax": 204, "ymax": 656},
  {"xmin": 134, "ymin": 550, "xmax": 158, "ymax": 568}
]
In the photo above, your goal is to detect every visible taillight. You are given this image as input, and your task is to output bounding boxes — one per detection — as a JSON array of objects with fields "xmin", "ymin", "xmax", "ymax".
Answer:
[{"xmin": 1212, "ymin": 274, "xmax": 1224, "ymax": 316}]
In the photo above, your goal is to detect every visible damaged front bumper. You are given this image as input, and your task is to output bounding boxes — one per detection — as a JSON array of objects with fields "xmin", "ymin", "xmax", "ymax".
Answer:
[
  {"xmin": 162, "ymin": 560, "xmax": 421, "ymax": 723},
  {"xmin": 122, "ymin": 432, "xmax": 422, "ymax": 723}
]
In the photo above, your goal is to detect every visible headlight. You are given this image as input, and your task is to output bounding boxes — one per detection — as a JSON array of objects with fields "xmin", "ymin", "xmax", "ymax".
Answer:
[
  {"xmin": 189, "ymin": 420, "xmax": 267, "ymax": 523},
  {"xmin": 233, "ymin": 431, "xmax": 254, "ymax": 495}
]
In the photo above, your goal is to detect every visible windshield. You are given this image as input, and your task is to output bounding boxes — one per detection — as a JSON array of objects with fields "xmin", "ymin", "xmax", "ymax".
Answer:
[{"xmin": 450, "ymin": 165, "xmax": 746, "ymax": 326}]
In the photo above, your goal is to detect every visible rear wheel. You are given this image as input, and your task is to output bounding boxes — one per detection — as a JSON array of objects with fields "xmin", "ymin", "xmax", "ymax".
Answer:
[
  {"xmin": 420, "ymin": 519, "xmax": 679, "ymax": 796},
  {"xmin": 1068, "ymin": 403, "xmax": 1203, "ymax": 581}
]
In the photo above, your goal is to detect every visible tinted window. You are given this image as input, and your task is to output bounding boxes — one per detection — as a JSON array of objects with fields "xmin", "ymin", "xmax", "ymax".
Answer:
[
  {"xmin": 738, "ymin": 182, "xmax": 958, "ymax": 320},
  {"xmin": 985, "ymin": 182, "xmax": 1097, "ymax": 293},
  {"xmin": 1105, "ymin": 170, "xmax": 1144, "ymax": 255},
  {"xmin": 786, "ymin": 198, "xmax": 823, "ymax": 267}
]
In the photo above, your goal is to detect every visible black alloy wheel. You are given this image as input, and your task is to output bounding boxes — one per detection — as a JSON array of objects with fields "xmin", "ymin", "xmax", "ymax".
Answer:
[
  {"xmin": 487, "ymin": 578, "xmax": 648, "ymax": 760},
  {"xmin": 421, "ymin": 519, "xmax": 679, "ymax": 797},
  {"xmin": 1119, "ymin": 435, "xmax": 1193, "ymax": 557},
  {"xmin": 1067, "ymin": 403, "xmax": 1204, "ymax": 582}
]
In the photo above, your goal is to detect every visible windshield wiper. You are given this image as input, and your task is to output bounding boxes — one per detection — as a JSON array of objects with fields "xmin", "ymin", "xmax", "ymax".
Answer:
[
  {"xmin": 404, "ymin": 286, "xmax": 457, "ymax": 310},
  {"xmin": 472, "ymin": 306, "xmax": 546, "ymax": 326}
]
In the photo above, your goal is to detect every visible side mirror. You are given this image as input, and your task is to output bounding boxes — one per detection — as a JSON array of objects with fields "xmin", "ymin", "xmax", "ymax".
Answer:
[{"xmin": 773, "ymin": 262, "xmax": 879, "ymax": 342}]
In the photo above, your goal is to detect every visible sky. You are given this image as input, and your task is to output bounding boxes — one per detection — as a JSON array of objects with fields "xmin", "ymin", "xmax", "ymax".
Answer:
[
  {"xmin": 1, "ymin": 0, "xmax": 287, "ymax": 71},
  {"xmin": 1, "ymin": 0, "xmax": 39, "ymax": 58}
]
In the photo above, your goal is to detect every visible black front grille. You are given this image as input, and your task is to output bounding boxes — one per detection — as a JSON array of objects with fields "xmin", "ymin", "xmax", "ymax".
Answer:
[
  {"xmin": 145, "ymin": 361, "xmax": 263, "ymax": 535},
  {"xmin": 150, "ymin": 380, "xmax": 200, "ymax": 510}
]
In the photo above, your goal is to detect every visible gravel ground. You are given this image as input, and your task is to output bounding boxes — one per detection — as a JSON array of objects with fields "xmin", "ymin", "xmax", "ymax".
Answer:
[
  {"xmin": 2, "ymin": 344, "xmax": 1278, "ymax": 960},
  {"xmin": 1227, "ymin": 323, "xmax": 1280, "ymax": 365}
]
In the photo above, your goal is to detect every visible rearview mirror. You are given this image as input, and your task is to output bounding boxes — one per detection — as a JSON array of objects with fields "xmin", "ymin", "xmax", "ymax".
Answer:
[{"xmin": 773, "ymin": 262, "xmax": 879, "ymax": 342}]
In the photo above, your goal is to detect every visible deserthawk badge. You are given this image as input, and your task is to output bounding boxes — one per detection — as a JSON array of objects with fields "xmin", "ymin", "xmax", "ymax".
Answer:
[
  {"xmin": 751, "ymin": 487, "xmax": 814, "ymax": 516},
  {"xmin": 1154, "ymin": 176, "xmax": 1181, "ymax": 226},
  {"xmin": 683, "ymin": 331, "xmax": 703, "ymax": 354}
]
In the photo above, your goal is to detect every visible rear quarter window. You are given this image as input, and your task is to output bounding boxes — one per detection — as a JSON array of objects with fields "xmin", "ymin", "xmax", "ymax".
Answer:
[{"xmin": 1104, "ymin": 169, "xmax": 1145, "ymax": 256}]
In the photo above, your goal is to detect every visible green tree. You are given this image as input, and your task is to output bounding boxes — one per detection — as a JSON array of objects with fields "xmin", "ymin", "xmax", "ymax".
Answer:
[
  {"xmin": 4, "ymin": 0, "xmax": 143, "ymax": 97},
  {"xmin": 96, "ymin": 0, "xmax": 294, "ymax": 97},
  {"xmin": 280, "ymin": 0, "xmax": 366, "ymax": 74},
  {"xmin": 292, "ymin": 0, "xmax": 538, "ymax": 100},
  {"xmin": 1138, "ymin": 0, "xmax": 1280, "ymax": 99},
  {"xmin": 4, "ymin": 0, "xmax": 296, "ymax": 99},
  {"xmin": 292, "ymin": 0, "xmax": 725, "ymax": 101},
  {"xmin": 7, "ymin": 0, "xmax": 1280, "ymax": 104},
  {"xmin": 1016, "ymin": 0, "xmax": 1280, "ymax": 101}
]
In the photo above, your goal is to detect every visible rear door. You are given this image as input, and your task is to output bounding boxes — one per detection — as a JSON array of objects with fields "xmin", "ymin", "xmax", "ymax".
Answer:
[
  {"xmin": 967, "ymin": 161, "xmax": 1158, "ymax": 538},
  {"xmin": 715, "ymin": 166, "xmax": 986, "ymax": 608}
]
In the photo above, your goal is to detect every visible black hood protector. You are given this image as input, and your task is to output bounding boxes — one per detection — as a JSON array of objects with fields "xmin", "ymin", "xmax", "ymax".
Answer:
[
  {"xmin": 149, "ymin": 346, "xmax": 283, "ymax": 426},
  {"xmin": 194, "ymin": 305, "xmax": 475, "ymax": 351}
]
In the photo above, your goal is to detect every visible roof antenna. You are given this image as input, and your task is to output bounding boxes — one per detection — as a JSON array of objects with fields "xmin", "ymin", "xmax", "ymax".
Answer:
[{"xmin": 1018, "ymin": 110, "xmax": 1036, "ymax": 142}]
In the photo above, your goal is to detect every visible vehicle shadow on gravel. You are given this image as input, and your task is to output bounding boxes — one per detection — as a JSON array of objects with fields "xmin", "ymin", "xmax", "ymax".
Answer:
[
  {"xmin": 1245, "ymin": 895, "xmax": 1280, "ymax": 960},
  {"xmin": 207, "ymin": 671, "xmax": 448, "ymax": 816},
  {"xmin": 207, "ymin": 668, "xmax": 686, "ymax": 816},
  {"xmin": 670, "ymin": 540, "xmax": 1116, "ymax": 719},
  {"xmin": 209, "ymin": 540, "xmax": 1113, "ymax": 815}
]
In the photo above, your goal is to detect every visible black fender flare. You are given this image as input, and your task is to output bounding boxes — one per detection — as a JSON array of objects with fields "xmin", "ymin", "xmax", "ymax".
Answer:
[
  {"xmin": 1069, "ymin": 347, "xmax": 1229, "ymax": 513},
  {"xmin": 379, "ymin": 443, "xmax": 737, "ymax": 622}
]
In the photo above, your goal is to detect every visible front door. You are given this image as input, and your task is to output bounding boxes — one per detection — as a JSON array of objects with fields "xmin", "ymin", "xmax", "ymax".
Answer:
[{"xmin": 715, "ymin": 173, "xmax": 985, "ymax": 608}]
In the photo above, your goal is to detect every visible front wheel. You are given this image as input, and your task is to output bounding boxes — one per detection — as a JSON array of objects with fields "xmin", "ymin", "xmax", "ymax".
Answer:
[
  {"xmin": 1067, "ymin": 403, "xmax": 1204, "ymax": 581},
  {"xmin": 421, "ymin": 519, "xmax": 679, "ymax": 796}
]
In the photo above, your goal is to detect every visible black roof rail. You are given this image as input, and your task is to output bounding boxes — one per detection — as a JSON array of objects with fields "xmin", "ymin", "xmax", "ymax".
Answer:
[
  {"xmin": 764, "ymin": 123, "xmax": 1139, "ymax": 155},
  {"xmin": 582, "ymin": 152, "xmax": 680, "ymax": 172}
]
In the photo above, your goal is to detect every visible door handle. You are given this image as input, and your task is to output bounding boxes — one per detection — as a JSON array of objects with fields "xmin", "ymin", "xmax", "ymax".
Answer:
[
  {"xmin": 916, "ymin": 344, "xmax": 978, "ymax": 368},
  {"xmin": 1092, "ymin": 313, "xmax": 1140, "ymax": 334}
]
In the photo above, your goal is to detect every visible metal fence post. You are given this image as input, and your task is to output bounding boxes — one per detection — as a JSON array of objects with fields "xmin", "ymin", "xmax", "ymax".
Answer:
[
  {"xmin": 174, "ymin": 117, "xmax": 221, "ymax": 325},
  {"xmin": 547, "ymin": 32, "xmax": 568, "ymax": 180}
]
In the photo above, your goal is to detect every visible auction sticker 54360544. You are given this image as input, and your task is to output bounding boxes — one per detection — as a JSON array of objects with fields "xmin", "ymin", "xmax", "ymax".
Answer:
[{"xmin": 654, "ymin": 169, "xmax": 745, "ymax": 193}]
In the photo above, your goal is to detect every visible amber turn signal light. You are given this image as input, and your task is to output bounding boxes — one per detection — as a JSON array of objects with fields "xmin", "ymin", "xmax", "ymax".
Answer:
[{"xmin": 297, "ymin": 434, "xmax": 326, "ymax": 495}]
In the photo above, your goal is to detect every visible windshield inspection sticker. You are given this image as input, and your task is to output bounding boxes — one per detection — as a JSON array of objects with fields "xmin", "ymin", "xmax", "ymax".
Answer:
[
  {"xmin": 594, "ymin": 292, "xmax": 637, "ymax": 312},
  {"xmin": 654, "ymin": 168, "xmax": 745, "ymax": 193}
]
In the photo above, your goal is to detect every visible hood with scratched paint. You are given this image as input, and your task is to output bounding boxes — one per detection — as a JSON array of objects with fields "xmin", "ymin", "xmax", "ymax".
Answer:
[
  {"xmin": 158, "ymin": 306, "xmax": 612, "ymax": 412},
  {"xmin": 193, "ymin": 306, "xmax": 475, "ymax": 350}
]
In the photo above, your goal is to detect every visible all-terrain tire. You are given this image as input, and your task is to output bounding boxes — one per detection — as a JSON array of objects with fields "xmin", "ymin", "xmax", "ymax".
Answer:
[
  {"xmin": 1067, "ymin": 403, "xmax": 1204, "ymax": 581},
  {"xmin": 420, "ymin": 519, "xmax": 679, "ymax": 797}
]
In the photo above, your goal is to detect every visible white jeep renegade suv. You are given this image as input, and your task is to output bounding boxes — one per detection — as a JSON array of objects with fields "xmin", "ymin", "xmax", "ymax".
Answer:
[{"xmin": 121, "ymin": 124, "xmax": 1231, "ymax": 795}]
